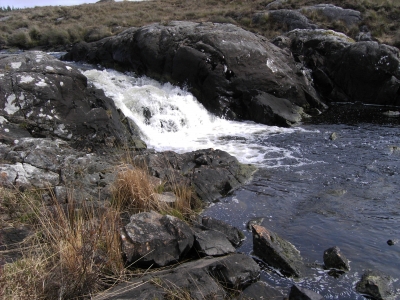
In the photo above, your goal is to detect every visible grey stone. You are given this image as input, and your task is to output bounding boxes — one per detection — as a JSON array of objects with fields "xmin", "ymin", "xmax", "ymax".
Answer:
[
  {"xmin": 237, "ymin": 281, "xmax": 284, "ymax": 299},
  {"xmin": 194, "ymin": 229, "xmax": 236, "ymax": 256},
  {"xmin": 121, "ymin": 211, "xmax": 194, "ymax": 267},
  {"xmin": 252, "ymin": 225, "xmax": 304, "ymax": 277}
]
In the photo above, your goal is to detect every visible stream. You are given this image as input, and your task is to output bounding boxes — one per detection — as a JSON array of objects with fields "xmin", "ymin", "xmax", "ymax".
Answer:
[{"xmin": 83, "ymin": 67, "xmax": 400, "ymax": 299}]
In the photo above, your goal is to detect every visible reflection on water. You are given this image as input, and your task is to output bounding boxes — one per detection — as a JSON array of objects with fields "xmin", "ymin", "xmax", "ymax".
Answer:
[{"xmin": 204, "ymin": 124, "xmax": 400, "ymax": 299}]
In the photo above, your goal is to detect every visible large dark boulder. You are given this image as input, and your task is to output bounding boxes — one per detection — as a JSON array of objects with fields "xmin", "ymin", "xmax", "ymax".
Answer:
[
  {"xmin": 278, "ymin": 29, "xmax": 400, "ymax": 106},
  {"xmin": 0, "ymin": 51, "xmax": 143, "ymax": 151},
  {"xmin": 62, "ymin": 21, "xmax": 326, "ymax": 126},
  {"xmin": 252, "ymin": 225, "xmax": 304, "ymax": 277}
]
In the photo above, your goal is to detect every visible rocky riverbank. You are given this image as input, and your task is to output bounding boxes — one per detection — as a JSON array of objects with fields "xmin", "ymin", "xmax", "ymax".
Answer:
[{"xmin": 1, "ymin": 3, "xmax": 400, "ymax": 299}]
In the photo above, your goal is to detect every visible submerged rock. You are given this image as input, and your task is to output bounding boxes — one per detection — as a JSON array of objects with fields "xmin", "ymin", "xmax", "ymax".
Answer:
[
  {"xmin": 252, "ymin": 225, "xmax": 304, "ymax": 277},
  {"xmin": 63, "ymin": 21, "xmax": 325, "ymax": 126},
  {"xmin": 356, "ymin": 270, "xmax": 395, "ymax": 300}
]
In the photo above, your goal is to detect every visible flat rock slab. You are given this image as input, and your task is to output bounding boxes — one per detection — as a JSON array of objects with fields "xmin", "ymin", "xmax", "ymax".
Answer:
[
  {"xmin": 194, "ymin": 229, "xmax": 235, "ymax": 257},
  {"xmin": 252, "ymin": 225, "xmax": 304, "ymax": 277},
  {"xmin": 289, "ymin": 285, "xmax": 324, "ymax": 300},
  {"xmin": 94, "ymin": 253, "xmax": 260, "ymax": 300}
]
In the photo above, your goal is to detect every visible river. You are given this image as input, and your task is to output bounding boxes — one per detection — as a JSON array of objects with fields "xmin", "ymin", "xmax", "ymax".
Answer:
[{"xmin": 83, "ymin": 67, "xmax": 400, "ymax": 299}]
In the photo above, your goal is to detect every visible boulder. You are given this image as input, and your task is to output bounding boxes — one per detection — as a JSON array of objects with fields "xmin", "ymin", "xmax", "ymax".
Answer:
[
  {"xmin": 121, "ymin": 211, "xmax": 194, "ymax": 267},
  {"xmin": 94, "ymin": 253, "xmax": 259, "ymax": 300},
  {"xmin": 0, "ymin": 51, "xmax": 143, "ymax": 151},
  {"xmin": 288, "ymin": 285, "xmax": 324, "ymax": 300},
  {"xmin": 140, "ymin": 148, "xmax": 256, "ymax": 203},
  {"xmin": 323, "ymin": 246, "xmax": 349, "ymax": 271},
  {"xmin": 280, "ymin": 29, "xmax": 400, "ymax": 107},
  {"xmin": 62, "ymin": 21, "xmax": 325, "ymax": 126},
  {"xmin": 356, "ymin": 270, "xmax": 395, "ymax": 300},
  {"xmin": 252, "ymin": 225, "xmax": 304, "ymax": 277}
]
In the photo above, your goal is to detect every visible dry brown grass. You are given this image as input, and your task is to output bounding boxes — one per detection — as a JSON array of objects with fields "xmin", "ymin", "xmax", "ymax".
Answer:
[
  {"xmin": 111, "ymin": 161, "xmax": 200, "ymax": 221},
  {"xmin": 0, "ymin": 0, "xmax": 398, "ymax": 50},
  {"xmin": 0, "ymin": 188, "xmax": 126, "ymax": 299}
]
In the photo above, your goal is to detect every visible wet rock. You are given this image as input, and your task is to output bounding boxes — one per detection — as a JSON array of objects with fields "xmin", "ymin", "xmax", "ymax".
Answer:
[
  {"xmin": 201, "ymin": 216, "xmax": 244, "ymax": 247},
  {"xmin": 246, "ymin": 217, "xmax": 264, "ymax": 231},
  {"xmin": 252, "ymin": 225, "xmax": 304, "ymax": 277},
  {"xmin": 142, "ymin": 148, "xmax": 256, "ymax": 203},
  {"xmin": 288, "ymin": 285, "xmax": 324, "ymax": 300},
  {"xmin": 194, "ymin": 229, "xmax": 235, "ymax": 256},
  {"xmin": 329, "ymin": 132, "xmax": 338, "ymax": 140},
  {"xmin": 63, "ymin": 21, "xmax": 325, "ymax": 126},
  {"xmin": 387, "ymin": 239, "xmax": 398, "ymax": 246},
  {"xmin": 323, "ymin": 246, "xmax": 349, "ymax": 271},
  {"xmin": 356, "ymin": 270, "xmax": 395, "ymax": 300},
  {"xmin": 121, "ymin": 211, "xmax": 194, "ymax": 267},
  {"xmin": 0, "ymin": 51, "xmax": 142, "ymax": 150},
  {"xmin": 237, "ymin": 281, "xmax": 284, "ymax": 299}
]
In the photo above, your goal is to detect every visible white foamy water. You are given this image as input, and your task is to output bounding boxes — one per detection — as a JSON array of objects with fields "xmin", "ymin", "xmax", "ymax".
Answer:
[{"xmin": 83, "ymin": 68, "xmax": 311, "ymax": 166}]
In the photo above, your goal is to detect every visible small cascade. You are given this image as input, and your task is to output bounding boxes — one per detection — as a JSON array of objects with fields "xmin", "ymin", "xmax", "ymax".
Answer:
[{"xmin": 83, "ymin": 68, "xmax": 313, "ymax": 167}]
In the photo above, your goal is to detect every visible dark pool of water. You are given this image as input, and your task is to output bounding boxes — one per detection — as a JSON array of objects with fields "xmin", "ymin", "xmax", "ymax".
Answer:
[{"xmin": 203, "ymin": 119, "xmax": 400, "ymax": 299}]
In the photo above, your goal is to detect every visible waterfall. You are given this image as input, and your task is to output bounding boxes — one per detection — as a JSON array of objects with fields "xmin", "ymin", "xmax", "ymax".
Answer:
[{"xmin": 83, "ymin": 68, "xmax": 310, "ymax": 167}]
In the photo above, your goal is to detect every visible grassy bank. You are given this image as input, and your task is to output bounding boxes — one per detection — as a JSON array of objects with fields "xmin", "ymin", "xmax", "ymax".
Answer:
[
  {"xmin": 0, "ymin": 0, "xmax": 399, "ymax": 50},
  {"xmin": 0, "ymin": 160, "xmax": 200, "ymax": 299}
]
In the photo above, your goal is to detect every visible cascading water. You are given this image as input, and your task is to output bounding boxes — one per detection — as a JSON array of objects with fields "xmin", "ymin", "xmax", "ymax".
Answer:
[
  {"xmin": 83, "ymin": 68, "xmax": 317, "ymax": 167},
  {"xmin": 83, "ymin": 67, "xmax": 400, "ymax": 299}
]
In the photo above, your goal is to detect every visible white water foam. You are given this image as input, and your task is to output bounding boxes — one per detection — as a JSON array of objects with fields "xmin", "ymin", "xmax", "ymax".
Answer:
[{"xmin": 83, "ymin": 68, "xmax": 312, "ymax": 167}]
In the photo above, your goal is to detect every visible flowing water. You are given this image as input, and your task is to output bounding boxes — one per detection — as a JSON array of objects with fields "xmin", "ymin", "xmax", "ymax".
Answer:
[{"xmin": 83, "ymin": 68, "xmax": 400, "ymax": 299}]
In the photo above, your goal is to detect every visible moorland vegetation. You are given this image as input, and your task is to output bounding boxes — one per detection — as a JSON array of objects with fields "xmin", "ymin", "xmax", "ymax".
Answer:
[{"xmin": 0, "ymin": 0, "xmax": 399, "ymax": 51}]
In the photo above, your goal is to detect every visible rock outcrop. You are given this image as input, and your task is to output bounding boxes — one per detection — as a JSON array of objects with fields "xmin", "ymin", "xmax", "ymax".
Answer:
[
  {"xmin": 62, "ymin": 21, "xmax": 325, "ymax": 126},
  {"xmin": 0, "ymin": 52, "xmax": 142, "ymax": 151},
  {"xmin": 276, "ymin": 29, "xmax": 400, "ymax": 107}
]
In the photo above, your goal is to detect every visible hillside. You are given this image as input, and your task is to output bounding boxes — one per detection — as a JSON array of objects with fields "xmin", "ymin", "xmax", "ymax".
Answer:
[{"xmin": 0, "ymin": 0, "xmax": 399, "ymax": 51}]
